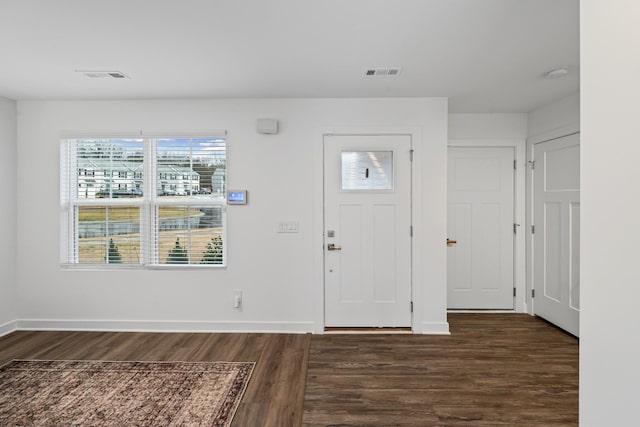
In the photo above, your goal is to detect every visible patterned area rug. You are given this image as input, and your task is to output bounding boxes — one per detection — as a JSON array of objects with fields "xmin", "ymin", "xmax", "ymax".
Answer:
[{"xmin": 0, "ymin": 359, "xmax": 254, "ymax": 426}]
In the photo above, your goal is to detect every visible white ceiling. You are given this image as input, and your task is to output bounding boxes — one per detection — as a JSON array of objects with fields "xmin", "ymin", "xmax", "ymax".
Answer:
[{"xmin": 0, "ymin": 0, "xmax": 579, "ymax": 113}]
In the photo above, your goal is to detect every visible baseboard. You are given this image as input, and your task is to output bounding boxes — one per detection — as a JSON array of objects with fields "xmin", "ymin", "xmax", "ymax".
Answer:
[
  {"xmin": 447, "ymin": 309, "xmax": 516, "ymax": 313},
  {"xmin": 9, "ymin": 319, "xmax": 455, "ymax": 335},
  {"xmin": 0, "ymin": 320, "xmax": 18, "ymax": 337},
  {"xmin": 16, "ymin": 319, "xmax": 316, "ymax": 334},
  {"xmin": 418, "ymin": 321, "xmax": 451, "ymax": 335}
]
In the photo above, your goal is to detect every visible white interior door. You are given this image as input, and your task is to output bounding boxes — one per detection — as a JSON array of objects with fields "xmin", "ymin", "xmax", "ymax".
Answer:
[
  {"xmin": 533, "ymin": 133, "xmax": 580, "ymax": 336},
  {"xmin": 447, "ymin": 147, "xmax": 515, "ymax": 309},
  {"xmin": 324, "ymin": 134, "xmax": 412, "ymax": 327}
]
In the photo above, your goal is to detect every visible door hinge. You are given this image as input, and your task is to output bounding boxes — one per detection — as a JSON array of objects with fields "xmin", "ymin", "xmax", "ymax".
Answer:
[
  {"xmin": 532, "ymin": 289, "xmax": 535, "ymax": 298},
  {"xmin": 410, "ymin": 225, "xmax": 413, "ymax": 237},
  {"xmin": 409, "ymin": 149, "xmax": 414, "ymax": 162},
  {"xmin": 514, "ymin": 160, "xmax": 517, "ymax": 170},
  {"xmin": 513, "ymin": 287, "xmax": 516, "ymax": 297},
  {"xmin": 410, "ymin": 301, "xmax": 414, "ymax": 312},
  {"xmin": 513, "ymin": 223, "xmax": 520, "ymax": 234},
  {"xmin": 529, "ymin": 160, "xmax": 536, "ymax": 170},
  {"xmin": 531, "ymin": 225, "xmax": 535, "ymax": 234}
]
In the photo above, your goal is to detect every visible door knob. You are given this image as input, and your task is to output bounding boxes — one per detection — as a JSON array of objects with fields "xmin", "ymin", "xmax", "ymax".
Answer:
[
  {"xmin": 327, "ymin": 243, "xmax": 342, "ymax": 251},
  {"xmin": 447, "ymin": 239, "xmax": 457, "ymax": 247}
]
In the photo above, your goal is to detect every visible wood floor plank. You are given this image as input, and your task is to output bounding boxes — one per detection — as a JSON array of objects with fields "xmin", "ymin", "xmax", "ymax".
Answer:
[
  {"xmin": 0, "ymin": 314, "xmax": 578, "ymax": 426},
  {"xmin": 302, "ymin": 313, "xmax": 578, "ymax": 426},
  {"xmin": 232, "ymin": 333, "xmax": 310, "ymax": 427},
  {"xmin": 0, "ymin": 330, "xmax": 310, "ymax": 426}
]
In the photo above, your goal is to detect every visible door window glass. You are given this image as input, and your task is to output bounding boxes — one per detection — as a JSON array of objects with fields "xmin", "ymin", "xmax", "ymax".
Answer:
[{"xmin": 341, "ymin": 151, "xmax": 393, "ymax": 190}]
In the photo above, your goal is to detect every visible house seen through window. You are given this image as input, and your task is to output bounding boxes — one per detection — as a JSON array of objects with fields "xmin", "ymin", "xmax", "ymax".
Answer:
[{"xmin": 61, "ymin": 136, "xmax": 227, "ymax": 267}]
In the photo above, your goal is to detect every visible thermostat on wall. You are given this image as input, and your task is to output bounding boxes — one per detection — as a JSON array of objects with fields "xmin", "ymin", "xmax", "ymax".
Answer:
[{"xmin": 227, "ymin": 190, "xmax": 248, "ymax": 205}]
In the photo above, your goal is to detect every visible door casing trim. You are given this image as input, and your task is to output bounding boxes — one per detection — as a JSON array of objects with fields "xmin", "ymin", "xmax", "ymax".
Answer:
[
  {"xmin": 313, "ymin": 127, "xmax": 422, "ymax": 334},
  {"xmin": 448, "ymin": 139, "xmax": 527, "ymax": 313}
]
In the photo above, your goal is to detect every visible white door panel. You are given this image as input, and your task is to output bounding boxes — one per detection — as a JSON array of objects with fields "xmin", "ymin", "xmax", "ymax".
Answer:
[
  {"xmin": 533, "ymin": 133, "xmax": 580, "ymax": 336},
  {"xmin": 447, "ymin": 147, "xmax": 515, "ymax": 309},
  {"xmin": 324, "ymin": 135, "xmax": 412, "ymax": 327}
]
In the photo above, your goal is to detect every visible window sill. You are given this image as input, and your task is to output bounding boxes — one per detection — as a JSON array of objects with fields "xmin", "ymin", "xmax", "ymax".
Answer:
[{"xmin": 60, "ymin": 263, "xmax": 227, "ymax": 271}]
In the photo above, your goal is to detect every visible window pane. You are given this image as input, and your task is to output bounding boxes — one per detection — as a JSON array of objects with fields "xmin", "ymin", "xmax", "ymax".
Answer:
[
  {"xmin": 341, "ymin": 151, "xmax": 393, "ymax": 190},
  {"xmin": 63, "ymin": 135, "xmax": 226, "ymax": 267},
  {"xmin": 156, "ymin": 138, "xmax": 226, "ymax": 199},
  {"xmin": 157, "ymin": 206, "xmax": 224, "ymax": 265},
  {"xmin": 77, "ymin": 206, "xmax": 141, "ymax": 264},
  {"xmin": 75, "ymin": 139, "xmax": 144, "ymax": 199}
]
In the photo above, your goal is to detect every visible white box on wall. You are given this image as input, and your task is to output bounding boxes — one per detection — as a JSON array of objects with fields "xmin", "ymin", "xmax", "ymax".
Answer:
[{"xmin": 256, "ymin": 118, "xmax": 278, "ymax": 134}]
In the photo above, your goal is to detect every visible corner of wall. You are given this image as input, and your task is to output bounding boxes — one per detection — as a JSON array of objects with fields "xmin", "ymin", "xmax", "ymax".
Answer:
[
  {"xmin": 0, "ymin": 96, "xmax": 18, "ymax": 329},
  {"xmin": 0, "ymin": 320, "xmax": 18, "ymax": 337}
]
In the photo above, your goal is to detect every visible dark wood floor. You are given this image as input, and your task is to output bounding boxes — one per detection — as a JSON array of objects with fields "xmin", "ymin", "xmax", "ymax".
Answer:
[
  {"xmin": 0, "ymin": 314, "xmax": 578, "ymax": 426},
  {"xmin": 303, "ymin": 314, "xmax": 578, "ymax": 426},
  {"xmin": 0, "ymin": 330, "xmax": 311, "ymax": 426}
]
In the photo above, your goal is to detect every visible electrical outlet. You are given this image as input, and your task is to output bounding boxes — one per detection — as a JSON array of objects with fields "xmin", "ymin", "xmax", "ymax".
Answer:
[{"xmin": 233, "ymin": 289, "xmax": 242, "ymax": 309}]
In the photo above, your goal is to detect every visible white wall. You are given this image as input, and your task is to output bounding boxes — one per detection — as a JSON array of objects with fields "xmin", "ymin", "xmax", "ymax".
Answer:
[
  {"xmin": 449, "ymin": 113, "xmax": 528, "ymax": 139},
  {"xmin": 0, "ymin": 97, "xmax": 17, "ymax": 335},
  {"xmin": 16, "ymin": 98, "xmax": 448, "ymax": 334},
  {"xmin": 528, "ymin": 92, "xmax": 580, "ymax": 140},
  {"xmin": 581, "ymin": 2, "xmax": 640, "ymax": 425}
]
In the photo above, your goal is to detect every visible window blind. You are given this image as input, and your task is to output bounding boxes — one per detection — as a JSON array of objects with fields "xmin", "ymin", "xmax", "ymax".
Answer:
[{"xmin": 60, "ymin": 135, "xmax": 226, "ymax": 267}]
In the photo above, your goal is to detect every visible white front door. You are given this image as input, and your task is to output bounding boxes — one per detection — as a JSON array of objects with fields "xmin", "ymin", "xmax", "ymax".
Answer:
[
  {"xmin": 533, "ymin": 133, "xmax": 580, "ymax": 336},
  {"xmin": 447, "ymin": 147, "xmax": 515, "ymax": 309},
  {"xmin": 324, "ymin": 134, "xmax": 412, "ymax": 327}
]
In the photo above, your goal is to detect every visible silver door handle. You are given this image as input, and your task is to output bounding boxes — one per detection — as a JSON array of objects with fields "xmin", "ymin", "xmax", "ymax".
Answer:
[{"xmin": 327, "ymin": 243, "xmax": 342, "ymax": 251}]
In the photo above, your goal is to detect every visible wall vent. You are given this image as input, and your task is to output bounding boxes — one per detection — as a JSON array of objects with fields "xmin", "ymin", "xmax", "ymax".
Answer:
[
  {"xmin": 76, "ymin": 70, "xmax": 130, "ymax": 79},
  {"xmin": 364, "ymin": 67, "xmax": 402, "ymax": 77}
]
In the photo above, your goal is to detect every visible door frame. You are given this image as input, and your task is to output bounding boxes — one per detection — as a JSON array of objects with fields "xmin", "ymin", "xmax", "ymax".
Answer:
[
  {"xmin": 448, "ymin": 139, "xmax": 527, "ymax": 313},
  {"xmin": 322, "ymin": 134, "xmax": 413, "ymax": 327},
  {"xmin": 312, "ymin": 127, "xmax": 424, "ymax": 334},
  {"xmin": 526, "ymin": 125, "xmax": 581, "ymax": 318},
  {"xmin": 446, "ymin": 145, "xmax": 517, "ymax": 310}
]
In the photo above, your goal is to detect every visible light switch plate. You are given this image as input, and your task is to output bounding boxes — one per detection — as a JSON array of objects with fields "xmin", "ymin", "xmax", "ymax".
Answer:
[{"xmin": 277, "ymin": 221, "xmax": 299, "ymax": 233}]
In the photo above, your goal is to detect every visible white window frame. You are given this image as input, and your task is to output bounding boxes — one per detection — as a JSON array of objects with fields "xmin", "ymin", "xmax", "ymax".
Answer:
[{"xmin": 60, "ymin": 132, "xmax": 227, "ymax": 269}]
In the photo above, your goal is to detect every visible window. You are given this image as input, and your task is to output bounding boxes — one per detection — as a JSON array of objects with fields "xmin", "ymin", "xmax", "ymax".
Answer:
[
  {"xmin": 61, "ymin": 135, "xmax": 227, "ymax": 267},
  {"xmin": 341, "ymin": 151, "xmax": 394, "ymax": 191}
]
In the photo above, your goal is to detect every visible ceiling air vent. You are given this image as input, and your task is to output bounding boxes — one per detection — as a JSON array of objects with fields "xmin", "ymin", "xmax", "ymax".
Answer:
[
  {"xmin": 76, "ymin": 70, "xmax": 130, "ymax": 79},
  {"xmin": 364, "ymin": 67, "xmax": 402, "ymax": 77}
]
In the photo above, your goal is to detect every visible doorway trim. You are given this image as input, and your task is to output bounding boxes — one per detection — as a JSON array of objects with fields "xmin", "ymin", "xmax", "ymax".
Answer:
[
  {"xmin": 526, "ymin": 123, "xmax": 581, "ymax": 318},
  {"xmin": 312, "ymin": 126, "xmax": 426, "ymax": 334},
  {"xmin": 448, "ymin": 138, "xmax": 527, "ymax": 313}
]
